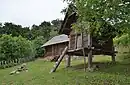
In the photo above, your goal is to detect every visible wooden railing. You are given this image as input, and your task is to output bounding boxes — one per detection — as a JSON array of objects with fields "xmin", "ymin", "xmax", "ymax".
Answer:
[{"xmin": 0, "ymin": 57, "xmax": 35, "ymax": 69}]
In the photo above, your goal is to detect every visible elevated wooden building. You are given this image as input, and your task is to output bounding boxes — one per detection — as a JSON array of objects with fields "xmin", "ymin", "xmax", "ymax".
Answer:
[
  {"xmin": 42, "ymin": 34, "xmax": 69, "ymax": 61},
  {"xmin": 50, "ymin": 11, "xmax": 117, "ymax": 72}
]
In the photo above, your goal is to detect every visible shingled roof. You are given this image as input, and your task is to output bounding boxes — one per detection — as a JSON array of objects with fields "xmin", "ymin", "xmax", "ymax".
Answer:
[{"xmin": 41, "ymin": 34, "xmax": 69, "ymax": 47}]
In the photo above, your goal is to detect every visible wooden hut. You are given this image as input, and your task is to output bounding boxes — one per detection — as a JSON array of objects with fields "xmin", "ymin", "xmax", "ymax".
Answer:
[
  {"xmin": 58, "ymin": 12, "xmax": 116, "ymax": 70},
  {"xmin": 42, "ymin": 34, "xmax": 69, "ymax": 61}
]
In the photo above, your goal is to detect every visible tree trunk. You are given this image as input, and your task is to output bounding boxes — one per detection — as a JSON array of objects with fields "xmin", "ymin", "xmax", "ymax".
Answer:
[
  {"xmin": 87, "ymin": 34, "xmax": 93, "ymax": 69},
  {"xmin": 81, "ymin": 32, "xmax": 87, "ymax": 71}
]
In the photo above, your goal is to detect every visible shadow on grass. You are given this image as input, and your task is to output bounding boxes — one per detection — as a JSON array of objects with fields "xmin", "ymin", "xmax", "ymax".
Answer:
[{"xmin": 69, "ymin": 61, "xmax": 130, "ymax": 76}]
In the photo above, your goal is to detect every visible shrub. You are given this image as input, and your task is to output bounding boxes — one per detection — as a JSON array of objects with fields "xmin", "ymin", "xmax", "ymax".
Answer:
[{"xmin": 0, "ymin": 34, "xmax": 35, "ymax": 61}]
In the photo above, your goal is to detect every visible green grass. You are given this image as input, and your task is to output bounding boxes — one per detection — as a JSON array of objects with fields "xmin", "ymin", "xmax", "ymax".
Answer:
[{"xmin": 0, "ymin": 56, "xmax": 130, "ymax": 85}]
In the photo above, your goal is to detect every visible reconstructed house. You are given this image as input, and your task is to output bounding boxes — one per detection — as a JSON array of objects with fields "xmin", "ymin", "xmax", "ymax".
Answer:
[{"xmin": 42, "ymin": 34, "xmax": 69, "ymax": 61}]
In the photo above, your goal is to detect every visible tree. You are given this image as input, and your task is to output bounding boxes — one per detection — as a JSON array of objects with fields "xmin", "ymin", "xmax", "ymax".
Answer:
[
  {"xmin": 31, "ymin": 24, "xmax": 40, "ymax": 39},
  {"xmin": 32, "ymin": 36, "xmax": 46, "ymax": 58},
  {"xmin": 31, "ymin": 20, "xmax": 61, "ymax": 41},
  {"xmin": 0, "ymin": 22, "xmax": 30, "ymax": 39},
  {"xmin": 31, "ymin": 21, "xmax": 52, "ymax": 40},
  {"xmin": 51, "ymin": 19, "xmax": 63, "ymax": 32},
  {"xmin": 51, "ymin": 19, "xmax": 62, "ymax": 28},
  {"xmin": 39, "ymin": 21, "xmax": 51, "ymax": 40}
]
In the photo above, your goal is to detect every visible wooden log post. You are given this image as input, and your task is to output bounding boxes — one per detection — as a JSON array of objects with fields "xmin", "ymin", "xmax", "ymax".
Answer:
[
  {"xmin": 65, "ymin": 55, "xmax": 71, "ymax": 68},
  {"xmin": 111, "ymin": 46, "xmax": 116, "ymax": 63},
  {"xmin": 87, "ymin": 34, "xmax": 93, "ymax": 69}
]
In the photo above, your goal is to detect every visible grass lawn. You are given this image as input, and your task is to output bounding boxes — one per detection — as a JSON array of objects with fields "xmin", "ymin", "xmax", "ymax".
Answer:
[{"xmin": 0, "ymin": 56, "xmax": 130, "ymax": 85}]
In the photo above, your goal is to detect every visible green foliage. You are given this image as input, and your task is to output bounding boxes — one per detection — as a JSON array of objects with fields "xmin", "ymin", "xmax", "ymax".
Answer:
[
  {"xmin": 114, "ymin": 34, "xmax": 130, "ymax": 46},
  {"xmin": 32, "ymin": 36, "xmax": 46, "ymax": 58},
  {"xmin": 67, "ymin": 0, "xmax": 130, "ymax": 38},
  {"xmin": 0, "ymin": 22, "xmax": 30, "ymax": 39},
  {"xmin": 0, "ymin": 34, "xmax": 35, "ymax": 61}
]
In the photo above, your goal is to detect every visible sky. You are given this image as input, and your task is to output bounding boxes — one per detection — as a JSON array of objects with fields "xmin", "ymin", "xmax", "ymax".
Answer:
[{"xmin": 0, "ymin": 0, "xmax": 67, "ymax": 27}]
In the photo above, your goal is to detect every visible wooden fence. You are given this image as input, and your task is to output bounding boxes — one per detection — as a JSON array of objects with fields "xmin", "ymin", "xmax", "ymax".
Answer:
[{"xmin": 0, "ymin": 57, "xmax": 35, "ymax": 69}]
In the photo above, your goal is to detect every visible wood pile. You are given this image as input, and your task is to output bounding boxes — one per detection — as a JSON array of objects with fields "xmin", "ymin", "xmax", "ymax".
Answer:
[{"xmin": 10, "ymin": 63, "xmax": 28, "ymax": 75}]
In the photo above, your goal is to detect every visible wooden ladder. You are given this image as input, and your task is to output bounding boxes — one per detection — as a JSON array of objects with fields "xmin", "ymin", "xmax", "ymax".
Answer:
[{"xmin": 50, "ymin": 46, "xmax": 68, "ymax": 73}]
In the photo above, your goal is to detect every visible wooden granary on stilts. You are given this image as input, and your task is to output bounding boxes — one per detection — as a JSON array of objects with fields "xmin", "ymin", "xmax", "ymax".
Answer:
[{"xmin": 50, "ymin": 11, "xmax": 117, "ymax": 73}]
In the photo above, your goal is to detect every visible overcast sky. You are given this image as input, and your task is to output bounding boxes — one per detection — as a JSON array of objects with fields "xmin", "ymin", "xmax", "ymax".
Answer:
[{"xmin": 0, "ymin": 0, "xmax": 67, "ymax": 27}]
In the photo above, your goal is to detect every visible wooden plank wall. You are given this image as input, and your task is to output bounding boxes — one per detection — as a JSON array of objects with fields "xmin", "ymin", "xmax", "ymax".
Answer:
[
  {"xmin": 44, "ymin": 42, "xmax": 68, "ymax": 59},
  {"xmin": 69, "ymin": 32, "xmax": 113, "ymax": 53},
  {"xmin": 69, "ymin": 33, "xmax": 89, "ymax": 50}
]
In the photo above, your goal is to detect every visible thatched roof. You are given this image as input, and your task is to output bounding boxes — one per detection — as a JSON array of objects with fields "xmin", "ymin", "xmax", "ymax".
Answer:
[{"xmin": 42, "ymin": 34, "xmax": 69, "ymax": 47}]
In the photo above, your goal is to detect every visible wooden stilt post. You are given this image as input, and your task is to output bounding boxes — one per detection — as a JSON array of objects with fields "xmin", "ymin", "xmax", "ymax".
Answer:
[
  {"xmin": 87, "ymin": 34, "xmax": 93, "ymax": 70},
  {"xmin": 66, "ymin": 55, "xmax": 71, "ymax": 68},
  {"xmin": 111, "ymin": 46, "xmax": 116, "ymax": 63},
  {"xmin": 81, "ymin": 32, "xmax": 87, "ymax": 71},
  {"xmin": 75, "ymin": 34, "xmax": 77, "ymax": 49}
]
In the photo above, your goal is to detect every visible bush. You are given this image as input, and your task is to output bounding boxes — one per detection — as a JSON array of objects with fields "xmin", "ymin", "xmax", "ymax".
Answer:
[{"xmin": 0, "ymin": 34, "xmax": 35, "ymax": 61}]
